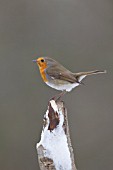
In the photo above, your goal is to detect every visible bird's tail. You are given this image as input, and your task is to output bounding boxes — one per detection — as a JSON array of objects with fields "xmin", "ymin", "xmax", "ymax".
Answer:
[{"xmin": 74, "ymin": 70, "xmax": 106, "ymax": 83}]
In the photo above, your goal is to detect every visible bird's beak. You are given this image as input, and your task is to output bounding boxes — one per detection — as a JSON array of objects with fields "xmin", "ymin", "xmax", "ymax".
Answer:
[{"xmin": 32, "ymin": 59, "xmax": 37, "ymax": 63}]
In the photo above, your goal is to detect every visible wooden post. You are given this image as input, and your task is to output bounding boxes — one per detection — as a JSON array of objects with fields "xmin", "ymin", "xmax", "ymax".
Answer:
[{"xmin": 36, "ymin": 100, "xmax": 77, "ymax": 170}]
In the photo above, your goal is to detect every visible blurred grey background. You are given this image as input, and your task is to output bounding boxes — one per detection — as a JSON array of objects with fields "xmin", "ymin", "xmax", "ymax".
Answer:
[{"xmin": 0, "ymin": 0, "xmax": 113, "ymax": 169}]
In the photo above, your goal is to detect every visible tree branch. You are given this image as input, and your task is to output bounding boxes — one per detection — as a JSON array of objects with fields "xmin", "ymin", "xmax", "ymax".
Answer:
[{"xmin": 36, "ymin": 100, "xmax": 77, "ymax": 170}]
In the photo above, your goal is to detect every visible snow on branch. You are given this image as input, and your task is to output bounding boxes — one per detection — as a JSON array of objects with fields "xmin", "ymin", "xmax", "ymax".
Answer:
[{"xmin": 36, "ymin": 100, "xmax": 77, "ymax": 170}]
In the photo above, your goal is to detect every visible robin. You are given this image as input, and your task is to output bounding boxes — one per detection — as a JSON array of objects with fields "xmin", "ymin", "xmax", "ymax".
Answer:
[{"xmin": 33, "ymin": 57, "xmax": 106, "ymax": 100}]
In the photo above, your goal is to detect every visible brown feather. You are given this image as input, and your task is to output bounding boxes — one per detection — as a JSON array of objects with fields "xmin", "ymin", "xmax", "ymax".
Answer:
[{"xmin": 46, "ymin": 65, "xmax": 77, "ymax": 83}]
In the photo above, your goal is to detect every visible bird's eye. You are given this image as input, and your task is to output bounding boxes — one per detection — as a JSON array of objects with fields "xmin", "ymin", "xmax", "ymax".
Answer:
[{"xmin": 41, "ymin": 59, "xmax": 44, "ymax": 62}]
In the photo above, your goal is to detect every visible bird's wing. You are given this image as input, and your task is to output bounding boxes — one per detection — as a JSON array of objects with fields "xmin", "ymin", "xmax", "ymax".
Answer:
[{"xmin": 46, "ymin": 65, "xmax": 77, "ymax": 83}]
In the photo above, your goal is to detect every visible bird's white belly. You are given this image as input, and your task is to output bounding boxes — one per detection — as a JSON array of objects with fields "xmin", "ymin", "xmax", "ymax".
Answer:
[{"xmin": 46, "ymin": 81, "xmax": 79, "ymax": 92}]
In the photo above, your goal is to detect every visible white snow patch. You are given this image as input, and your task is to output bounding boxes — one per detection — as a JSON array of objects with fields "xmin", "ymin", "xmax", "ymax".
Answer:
[
  {"xmin": 36, "ymin": 101, "xmax": 72, "ymax": 170},
  {"xmin": 50, "ymin": 100, "xmax": 59, "ymax": 112}
]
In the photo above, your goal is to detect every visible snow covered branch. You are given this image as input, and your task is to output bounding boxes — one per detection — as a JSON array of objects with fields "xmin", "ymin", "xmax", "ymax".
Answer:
[{"xmin": 36, "ymin": 100, "xmax": 77, "ymax": 170}]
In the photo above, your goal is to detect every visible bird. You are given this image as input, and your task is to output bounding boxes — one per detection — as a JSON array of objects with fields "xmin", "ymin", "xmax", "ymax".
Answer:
[{"xmin": 33, "ymin": 57, "xmax": 106, "ymax": 100}]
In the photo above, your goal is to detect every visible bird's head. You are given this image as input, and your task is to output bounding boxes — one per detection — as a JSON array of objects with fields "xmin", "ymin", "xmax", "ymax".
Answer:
[{"xmin": 33, "ymin": 57, "xmax": 58, "ymax": 70}]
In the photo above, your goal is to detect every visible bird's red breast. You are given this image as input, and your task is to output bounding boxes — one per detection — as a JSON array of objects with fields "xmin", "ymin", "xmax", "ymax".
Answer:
[{"xmin": 36, "ymin": 57, "xmax": 48, "ymax": 82}]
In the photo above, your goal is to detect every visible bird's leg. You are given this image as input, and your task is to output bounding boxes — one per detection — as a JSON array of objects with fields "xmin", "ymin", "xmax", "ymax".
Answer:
[
  {"xmin": 50, "ymin": 90, "xmax": 67, "ymax": 102},
  {"xmin": 56, "ymin": 90, "xmax": 67, "ymax": 102}
]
